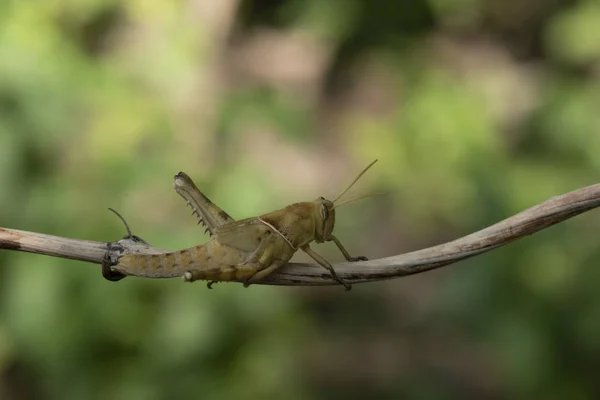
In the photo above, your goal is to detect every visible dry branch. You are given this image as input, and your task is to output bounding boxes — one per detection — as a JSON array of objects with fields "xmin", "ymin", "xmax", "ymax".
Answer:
[{"xmin": 1, "ymin": 182, "xmax": 599, "ymax": 287}]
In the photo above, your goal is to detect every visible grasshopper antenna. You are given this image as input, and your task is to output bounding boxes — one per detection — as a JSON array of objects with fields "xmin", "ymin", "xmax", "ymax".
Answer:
[
  {"xmin": 333, "ymin": 192, "xmax": 387, "ymax": 209},
  {"xmin": 332, "ymin": 159, "xmax": 378, "ymax": 204}
]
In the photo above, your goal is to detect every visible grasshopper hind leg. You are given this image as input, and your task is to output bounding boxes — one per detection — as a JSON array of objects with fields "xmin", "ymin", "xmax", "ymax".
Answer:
[
  {"xmin": 239, "ymin": 234, "xmax": 290, "ymax": 288},
  {"xmin": 242, "ymin": 258, "xmax": 286, "ymax": 288}
]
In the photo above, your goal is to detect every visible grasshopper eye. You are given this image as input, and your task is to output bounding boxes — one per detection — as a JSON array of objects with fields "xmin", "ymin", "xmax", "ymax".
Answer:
[{"xmin": 320, "ymin": 204, "xmax": 329, "ymax": 221}]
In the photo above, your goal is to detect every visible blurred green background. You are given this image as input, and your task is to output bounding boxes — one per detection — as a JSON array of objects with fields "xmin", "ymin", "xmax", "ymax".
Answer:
[{"xmin": 1, "ymin": 0, "xmax": 600, "ymax": 399}]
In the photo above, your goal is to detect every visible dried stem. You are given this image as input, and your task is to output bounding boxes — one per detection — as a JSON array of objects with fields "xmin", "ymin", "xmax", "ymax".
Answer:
[{"xmin": 1, "ymin": 183, "xmax": 599, "ymax": 287}]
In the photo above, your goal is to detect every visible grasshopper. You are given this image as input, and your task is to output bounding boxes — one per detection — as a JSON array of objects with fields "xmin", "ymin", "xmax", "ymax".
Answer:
[{"xmin": 102, "ymin": 160, "xmax": 380, "ymax": 290}]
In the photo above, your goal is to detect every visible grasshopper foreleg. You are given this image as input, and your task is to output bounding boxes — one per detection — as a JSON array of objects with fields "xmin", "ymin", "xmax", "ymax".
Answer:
[
  {"xmin": 301, "ymin": 244, "xmax": 351, "ymax": 291},
  {"xmin": 328, "ymin": 235, "xmax": 368, "ymax": 262}
]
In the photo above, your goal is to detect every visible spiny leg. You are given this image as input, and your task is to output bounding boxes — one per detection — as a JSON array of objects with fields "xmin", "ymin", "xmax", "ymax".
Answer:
[
  {"xmin": 328, "ymin": 234, "xmax": 367, "ymax": 262},
  {"xmin": 172, "ymin": 172, "xmax": 235, "ymax": 235},
  {"xmin": 301, "ymin": 244, "xmax": 351, "ymax": 291}
]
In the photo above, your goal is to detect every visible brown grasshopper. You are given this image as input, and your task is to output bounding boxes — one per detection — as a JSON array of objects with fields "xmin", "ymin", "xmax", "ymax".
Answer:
[{"xmin": 102, "ymin": 160, "xmax": 380, "ymax": 290}]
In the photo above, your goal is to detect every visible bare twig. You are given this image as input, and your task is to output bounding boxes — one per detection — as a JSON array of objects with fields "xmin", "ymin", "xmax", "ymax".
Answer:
[{"xmin": 1, "ymin": 183, "xmax": 599, "ymax": 286}]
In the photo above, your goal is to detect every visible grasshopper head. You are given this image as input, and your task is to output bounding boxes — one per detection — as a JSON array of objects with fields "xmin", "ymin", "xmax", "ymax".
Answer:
[
  {"xmin": 313, "ymin": 197, "xmax": 336, "ymax": 243},
  {"xmin": 311, "ymin": 160, "xmax": 382, "ymax": 244}
]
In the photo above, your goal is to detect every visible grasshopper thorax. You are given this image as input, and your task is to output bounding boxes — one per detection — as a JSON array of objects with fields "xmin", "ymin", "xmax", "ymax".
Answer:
[{"xmin": 313, "ymin": 197, "xmax": 335, "ymax": 243}]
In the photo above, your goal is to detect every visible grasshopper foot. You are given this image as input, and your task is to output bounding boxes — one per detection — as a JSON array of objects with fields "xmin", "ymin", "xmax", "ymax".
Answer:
[
  {"xmin": 349, "ymin": 256, "xmax": 368, "ymax": 262},
  {"xmin": 339, "ymin": 279, "xmax": 352, "ymax": 291},
  {"xmin": 330, "ymin": 273, "xmax": 352, "ymax": 291},
  {"xmin": 207, "ymin": 281, "xmax": 217, "ymax": 289}
]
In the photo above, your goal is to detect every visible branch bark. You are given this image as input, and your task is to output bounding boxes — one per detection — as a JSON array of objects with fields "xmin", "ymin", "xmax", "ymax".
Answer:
[{"xmin": 1, "ymin": 182, "xmax": 599, "ymax": 287}]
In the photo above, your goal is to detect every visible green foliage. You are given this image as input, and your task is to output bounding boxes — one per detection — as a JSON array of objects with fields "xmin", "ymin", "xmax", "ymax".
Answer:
[{"xmin": 1, "ymin": 0, "xmax": 600, "ymax": 399}]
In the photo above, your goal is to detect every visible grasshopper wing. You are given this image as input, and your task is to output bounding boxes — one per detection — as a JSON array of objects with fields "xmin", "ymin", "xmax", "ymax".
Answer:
[
  {"xmin": 173, "ymin": 172, "xmax": 235, "ymax": 236},
  {"xmin": 213, "ymin": 217, "xmax": 271, "ymax": 252}
]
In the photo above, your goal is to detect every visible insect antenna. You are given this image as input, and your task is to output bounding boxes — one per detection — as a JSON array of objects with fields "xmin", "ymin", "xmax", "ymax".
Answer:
[
  {"xmin": 108, "ymin": 208, "xmax": 151, "ymax": 245},
  {"xmin": 108, "ymin": 207, "xmax": 133, "ymax": 237},
  {"xmin": 333, "ymin": 192, "xmax": 387, "ymax": 209},
  {"xmin": 332, "ymin": 159, "xmax": 378, "ymax": 204}
]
